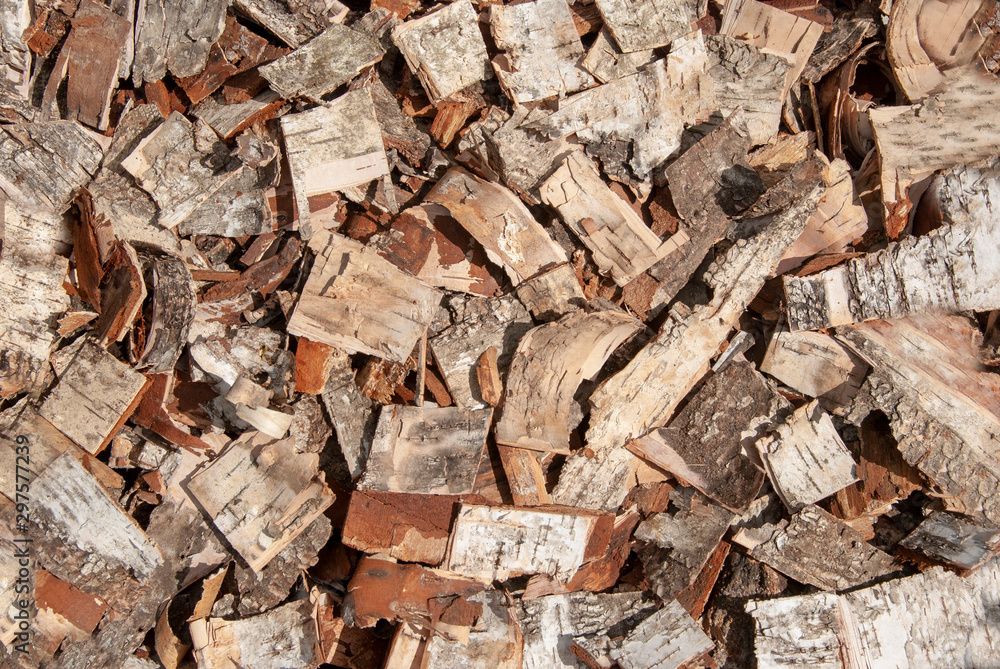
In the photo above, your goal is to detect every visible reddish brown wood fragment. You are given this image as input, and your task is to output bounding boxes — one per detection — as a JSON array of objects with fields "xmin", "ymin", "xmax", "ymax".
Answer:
[
  {"xmin": 497, "ymin": 445, "xmax": 549, "ymax": 506},
  {"xmin": 174, "ymin": 15, "xmax": 276, "ymax": 105},
  {"xmin": 95, "ymin": 241, "xmax": 144, "ymax": 344},
  {"xmin": 72, "ymin": 188, "xmax": 116, "ymax": 310},
  {"xmin": 424, "ymin": 366, "xmax": 453, "ymax": 407},
  {"xmin": 344, "ymin": 556, "xmax": 485, "ymax": 629},
  {"xmin": 295, "ymin": 338, "xmax": 338, "ymax": 394},
  {"xmin": 358, "ymin": 357, "xmax": 414, "ymax": 404},
  {"xmin": 35, "ymin": 569, "xmax": 107, "ymax": 636},
  {"xmin": 564, "ymin": 509, "xmax": 641, "ymax": 592},
  {"xmin": 144, "ymin": 80, "xmax": 186, "ymax": 120},
  {"xmin": 430, "ymin": 93, "xmax": 485, "ymax": 148},
  {"xmin": 676, "ymin": 539, "xmax": 731, "ymax": 619},
  {"xmin": 372, "ymin": 0, "xmax": 421, "ymax": 19},
  {"xmin": 201, "ymin": 237, "xmax": 302, "ymax": 302},
  {"xmin": 131, "ymin": 374, "xmax": 213, "ymax": 451},
  {"xmin": 476, "ymin": 346, "xmax": 502, "ymax": 407},
  {"xmin": 342, "ymin": 490, "xmax": 458, "ymax": 565}
]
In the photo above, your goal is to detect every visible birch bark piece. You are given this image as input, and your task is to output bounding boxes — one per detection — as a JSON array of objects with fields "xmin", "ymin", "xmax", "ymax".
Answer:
[
  {"xmin": 45, "ymin": 0, "xmax": 130, "ymax": 131},
  {"xmin": 176, "ymin": 157, "xmax": 276, "ymax": 238},
  {"xmin": 514, "ymin": 263, "xmax": 586, "ymax": 322},
  {"xmin": 0, "ymin": 121, "xmax": 104, "ymax": 215},
  {"xmin": 0, "ymin": 204, "xmax": 71, "ymax": 398},
  {"xmin": 594, "ymin": 0, "xmax": 698, "ymax": 52},
  {"xmin": 837, "ymin": 314, "xmax": 1000, "ymax": 525},
  {"xmin": 518, "ymin": 592, "xmax": 657, "ymax": 669},
  {"xmin": 423, "ymin": 591, "xmax": 522, "ymax": 669},
  {"xmin": 190, "ymin": 598, "xmax": 323, "ymax": 669},
  {"xmin": 132, "ymin": 0, "xmax": 229, "ymax": 85},
  {"xmin": 636, "ymin": 487, "xmax": 736, "ymax": 600},
  {"xmin": 186, "ymin": 431, "xmax": 336, "ymax": 572},
  {"xmin": 496, "ymin": 310, "xmax": 642, "ymax": 454},
  {"xmin": 774, "ymin": 156, "xmax": 868, "ymax": 276},
  {"xmin": 288, "ymin": 231, "xmax": 441, "ymax": 364},
  {"xmin": 342, "ymin": 490, "xmax": 457, "ymax": 565},
  {"xmin": 358, "ymin": 405, "xmax": 492, "ymax": 495},
  {"xmin": 555, "ymin": 184, "xmax": 823, "ymax": 512},
  {"xmin": 540, "ymin": 152, "xmax": 689, "ymax": 286},
  {"xmin": 0, "ymin": 0, "xmax": 32, "ymax": 100},
  {"xmin": 760, "ymin": 330, "xmax": 868, "ymax": 414},
  {"xmin": 391, "ymin": 0, "xmax": 492, "ymax": 103},
  {"xmin": 705, "ymin": 35, "xmax": 791, "ymax": 145},
  {"xmin": 886, "ymin": 0, "xmax": 951, "ymax": 101},
  {"xmin": 259, "ymin": 23, "xmax": 384, "ymax": 102},
  {"xmin": 529, "ymin": 34, "xmax": 711, "ymax": 179},
  {"xmin": 321, "ymin": 348, "xmax": 377, "ymax": 480},
  {"xmin": 430, "ymin": 294, "xmax": 533, "ymax": 410},
  {"xmin": 121, "ymin": 112, "xmax": 243, "ymax": 229},
  {"xmin": 741, "ymin": 504, "xmax": 901, "ymax": 591},
  {"xmin": 612, "ymin": 600, "xmax": 714, "ymax": 669},
  {"xmin": 719, "ymin": 0, "xmax": 823, "ymax": 102},
  {"xmin": 192, "ymin": 90, "xmax": 284, "ymax": 141},
  {"xmin": 748, "ymin": 563, "xmax": 1000, "ymax": 669},
  {"xmin": 489, "ymin": 0, "xmax": 594, "ymax": 103},
  {"xmin": 426, "ymin": 167, "xmax": 567, "ymax": 284},
  {"xmin": 365, "ymin": 75, "xmax": 432, "ymax": 166},
  {"xmin": 627, "ymin": 360, "xmax": 784, "ymax": 513},
  {"xmin": 39, "ymin": 340, "xmax": 149, "ymax": 455},
  {"xmin": 447, "ymin": 504, "xmax": 614, "ymax": 583},
  {"xmin": 29, "ymin": 453, "xmax": 165, "ymax": 612},
  {"xmin": 582, "ymin": 28, "xmax": 657, "ymax": 84},
  {"xmin": 758, "ymin": 400, "xmax": 859, "ymax": 512},
  {"xmin": 871, "ymin": 71, "xmax": 1000, "ymax": 216},
  {"xmin": 233, "ymin": 0, "xmax": 347, "ymax": 48},
  {"xmin": 280, "ymin": 88, "xmax": 389, "ymax": 237},
  {"xmin": 898, "ymin": 511, "xmax": 1000, "ymax": 574},
  {"xmin": 498, "ymin": 445, "xmax": 550, "ymax": 507},
  {"xmin": 783, "ymin": 166, "xmax": 1000, "ymax": 330}
]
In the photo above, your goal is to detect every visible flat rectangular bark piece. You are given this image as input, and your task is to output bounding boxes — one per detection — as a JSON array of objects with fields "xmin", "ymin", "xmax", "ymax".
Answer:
[
  {"xmin": 636, "ymin": 487, "xmax": 736, "ymax": 600},
  {"xmin": 582, "ymin": 28, "xmax": 657, "ymax": 84},
  {"xmin": 518, "ymin": 592, "xmax": 657, "ymax": 669},
  {"xmin": 540, "ymin": 152, "xmax": 688, "ymax": 286},
  {"xmin": 186, "ymin": 431, "xmax": 336, "ymax": 572},
  {"xmin": 612, "ymin": 599, "xmax": 714, "ymax": 669},
  {"xmin": 358, "ymin": 405, "xmax": 492, "ymax": 495},
  {"xmin": 28, "ymin": 453, "xmax": 164, "ymax": 611},
  {"xmin": 192, "ymin": 90, "xmax": 284, "ymax": 140},
  {"xmin": 233, "ymin": 0, "xmax": 347, "ymax": 49},
  {"xmin": 39, "ymin": 339, "xmax": 149, "ymax": 454},
  {"xmin": 720, "ymin": 0, "xmax": 823, "ymax": 100},
  {"xmin": 132, "ymin": 0, "xmax": 229, "ymax": 84},
  {"xmin": 321, "ymin": 348, "xmax": 378, "ymax": 479},
  {"xmin": 743, "ymin": 504, "xmax": 901, "ymax": 591},
  {"xmin": 627, "ymin": 360, "xmax": 782, "ymax": 513},
  {"xmin": 748, "ymin": 563, "xmax": 1000, "ymax": 668},
  {"xmin": 280, "ymin": 88, "xmax": 389, "ymax": 235},
  {"xmin": 898, "ymin": 511, "xmax": 1000, "ymax": 574},
  {"xmin": 423, "ymin": 591, "xmax": 522, "ymax": 669},
  {"xmin": 497, "ymin": 311, "xmax": 642, "ymax": 454},
  {"xmin": 260, "ymin": 23, "xmax": 384, "ymax": 101},
  {"xmin": 758, "ymin": 400, "xmax": 858, "ymax": 511},
  {"xmin": 190, "ymin": 598, "xmax": 322, "ymax": 669},
  {"xmin": 344, "ymin": 555, "xmax": 485, "ymax": 629},
  {"xmin": 48, "ymin": 0, "xmax": 130, "ymax": 130},
  {"xmin": 121, "ymin": 111, "xmax": 243, "ymax": 229},
  {"xmin": 289, "ymin": 230, "xmax": 442, "ymax": 364},
  {"xmin": 489, "ymin": 0, "xmax": 594, "ymax": 103},
  {"xmin": 391, "ymin": 0, "xmax": 492, "ymax": 102},
  {"xmin": 497, "ymin": 445, "xmax": 550, "ymax": 506},
  {"xmin": 0, "ymin": 121, "xmax": 104, "ymax": 215},
  {"xmin": 177, "ymin": 151, "xmax": 278, "ymax": 238},
  {"xmin": 426, "ymin": 167, "xmax": 567, "ymax": 284},
  {"xmin": 594, "ymin": 0, "xmax": 698, "ymax": 52},
  {"xmin": 528, "ymin": 35, "xmax": 711, "ymax": 179},
  {"xmin": 447, "ymin": 504, "xmax": 614, "ymax": 583},
  {"xmin": 837, "ymin": 314, "xmax": 1000, "ymax": 525},
  {"xmin": 760, "ymin": 330, "xmax": 868, "ymax": 414},
  {"xmin": 342, "ymin": 490, "xmax": 457, "ymax": 565}
]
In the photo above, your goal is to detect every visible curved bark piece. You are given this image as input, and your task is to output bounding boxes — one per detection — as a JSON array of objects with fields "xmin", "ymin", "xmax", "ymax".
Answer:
[
  {"xmin": 137, "ymin": 257, "xmax": 196, "ymax": 373},
  {"xmin": 496, "ymin": 310, "xmax": 642, "ymax": 454},
  {"xmin": 886, "ymin": 0, "xmax": 946, "ymax": 100}
]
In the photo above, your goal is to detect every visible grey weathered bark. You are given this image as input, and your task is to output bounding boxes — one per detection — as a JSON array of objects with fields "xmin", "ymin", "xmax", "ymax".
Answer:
[
  {"xmin": 496, "ymin": 311, "xmax": 642, "ymax": 454},
  {"xmin": 628, "ymin": 360, "xmax": 784, "ymax": 513},
  {"xmin": 594, "ymin": 0, "xmax": 698, "ymax": 52},
  {"xmin": 899, "ymin": 511, "xmax": 1000, "ymax": 574},
  {"xmin": 612, "ymin": 599, "xmax": 714, "ymax": 669},
  {"xmin": 321, "ymin": 348, "xmax": 378, "ymax": 480},
  {"xmin": 359, "ymin": 405, "xmax": 492, "ymax": 495},
  {"xmin": 582, "ymin": 29, "xmax": 657, "ymax": 84},
  {"xmin": 514, "ymin": 263, "xmax": 586, "ymax": 322},
  {"xmin": 233, "ymin": 0, "xmax": 348, "ymax": 48},
  {"xmin": 132, "ymin": 0, "xmax": 229, "ymax": 85}
]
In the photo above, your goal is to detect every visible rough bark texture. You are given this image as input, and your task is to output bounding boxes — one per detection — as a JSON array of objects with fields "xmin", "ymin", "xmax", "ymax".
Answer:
[
  {"xmin": 594, "ymin": 0, "xmax": 697, "ymax": 52},
  {"xmin": 232, "ymin": 0, "xmax": 347, "ymax": 48},
  {"xmin": 749, "ymin": 563, "xmax": 1000, "ymax": 668},
  {"xmin": 489, "ymin": 0, "xmax": 593, "ymax": 103},
  {"xmin": 743, "ymin": 504, "xmax": 901, "ymax": 591},
  {"xmin": 898, "ymin": 511, "xmax": 1000, "ymax": 574},
  {"xmin": 636, "ymin": 487, "xmax": 736, "ymax": 600},
  {"xmin": 514, "ymin": 263, "xmax": 586, "ymax": 322},
  {"xmin": 359, "ymin": 405, "xmax": 492, "ymax": 495},
  {"xmin": 628, "ymin": 360, "xmax": 783, "ymax": 513},
  {"xmin": 342, "ymin": 490, "xmax": 457, "ymax": 565},
  {"xmin": 758, "ymin": 400, "xmax": 859, "ymax": 512},
  {"xmin": 391, "ymin": 0, "xmax": 492, "ymax": 102},
  {"xmin": 838, "ymin": 314, "xmax": 1000, "ymax": 525},
  {"xmin": 497, "ymin": 310, "xmax": 641, "ymax": 454},
  {"xmin": 423, "ymin": 591, "xmax": 522, "ymax": 668},
  {"xmin": 288, "ymin": 231, "xmax": 441, "ymax": 364},
  {"xmin": 321, "ymin": 348, "xmax": 377, "ymax": 479},
  {"xmin": 132, "ymin": 0, "xmax": 229, "ymax": 85},
  {"xmin": 582, "ymin": 28, "xmax": 657, "ymax": 84},
  {"xmin": 612, "ymin": 600, "xmax": 714, "ymax": 669}
]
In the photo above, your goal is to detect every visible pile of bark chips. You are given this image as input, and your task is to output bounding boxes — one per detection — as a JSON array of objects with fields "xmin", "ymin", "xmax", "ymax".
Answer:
[{"xmin": 2, "ymin": 0, "xmax": 1000, "ymax": 667}]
